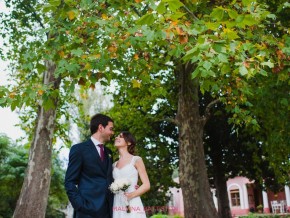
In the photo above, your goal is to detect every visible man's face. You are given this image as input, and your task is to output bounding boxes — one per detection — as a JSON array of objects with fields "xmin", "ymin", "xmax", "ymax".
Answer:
[{"xmin": 102, "ymin": 121, "xmax": 114, "ymax": 142}]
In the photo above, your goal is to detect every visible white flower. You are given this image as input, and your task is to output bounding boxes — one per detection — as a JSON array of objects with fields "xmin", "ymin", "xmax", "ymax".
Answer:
[
  {"xmin": 110, "ymin": 183, "xmax": 119, "ymax": 192},
  {"xmin": 109, "ymin": 178, "xmax": 132, "ymax": 213},
  {"xmin": 109, "ymin": 178, "xmax": 131, "ymax": 194}
]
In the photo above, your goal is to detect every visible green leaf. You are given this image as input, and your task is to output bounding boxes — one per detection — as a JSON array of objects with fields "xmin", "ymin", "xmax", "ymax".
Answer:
[
  {"xmin": 144, "ymin": 29, "xmax": 155, "ymax": 41},
  {"xmin": 48, "ymin": 0, "xmax": 61, "ymax": 7},
  {"xmin": 228, "ymin": 9, "xmax": 238, "ymax": 19},
  {"xmin": 71, "ymin": 48, "xmax": 83, "ymax": 57},
  {"xmin": 213, "ymin": 43, "xmax": 225, "ymax": 53},
  {"xmin": 243, "ymin": 15, "xmax": 258, "ymax": 26},
  {"xmin": 280, "ymin": 98, "xmax": 288, "ymax": 107},
  {"xmin": 165, "ymin": 0, "xmax": 184, "ymax": 12},
  {"xmin": 242, "ymin": 0, "xmax": 252, "ymax": 7},
  {"xmin": 221, "ymin": 64, "xmax": 231, "ymax": 74},
  {"xmin": 11, "ymin": 100, "xmax": 18, "ymax": 111},
  {"xmin": 283, "ymin": 2, "xmax": 290, "ymax": 8},
  {"xmin": 221, "ymin": 29, "xmax": 239, "ymax": 40},
  {"xmin": 69, "ymin": 82, "xmax": 76, "ymax": 93},
  {"xmin": 259, "ymin": 69, "xmax": 268, "ymax": 76},
  {"xmin": 239, "ymin": 65, "xmax": 248, "ymax": 76},
  {"xmin": 43, "ymin": 98, "xmax": 55, "ymax": 110},
  {"xmin": 156, "ymin": 2, "xmax": 166, "ymax": 14},
  {"xmin": 66, "ymin": 63, "xmax": 80, "ymax": 72},
  {"xmin": 205, "ymin": 22, "xmax": 220, "ymax": 30},
  {"xmin": 251, "ymin": 118, "xmax": 258, "ymax": 125},
  {"xmin": 191, "ymin": 68, "xmax": 200, "ymax": 79},
  {"xmin": 136, "ymin": 14, "xmax": 155, "ymax": 25},
  {"xmin": 36, "ymin": 63, "xmax": 46, "ymax": 73},
  {"xmin": 210, "ymin": 7, "xmax": 225, "ymax": 21},
  {"xmin": 171, "ymin": 12, "xmax": 186, "ymax": 20},
  {"xmin": 0, "ymin": 98, "xmax": 7, "ymax": 105},
  {"xmin": 182, "ymin": 47, "xmax": 198, "ymax": 62},
  {"xmin": 267, "ymin": 14, "xmax": 276, "ymax": 20},
  {"xmin": 203, "ymin": 61, "xmax": 212, "ymax": 71},
  {"xmin": 235, "ymin": 15, "xmax": 246, "ymax": 28},
  {"xmin": 65, "ymin": 0, "xmax": 78, "ymax": 6},
  {"xmin": 218, "ymin": 53, "xmax": 228, "ymax": 63},
  {"xmin": 261, "ymin": 61, "xmax": 274, "ymax": 68}
]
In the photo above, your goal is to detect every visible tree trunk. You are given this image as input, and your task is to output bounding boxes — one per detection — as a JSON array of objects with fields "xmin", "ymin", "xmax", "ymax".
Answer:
[
  {"xmin": 13, "ymin": 60, "xmax": 60, "ymax": 218},
  {"xmin": 214, "ymin": 173, "xmax": 232, "ymax": 218},
  {"xmin": 207, "ymin": 112, "xmax": 232, "ymax": 218},
  {"xmin": 176, "ymin": 63, "xmax": 218, "ymax": 218},
  {"xmin": 212, "ymin": 143, "xmax": 232, "ymax": 218}
]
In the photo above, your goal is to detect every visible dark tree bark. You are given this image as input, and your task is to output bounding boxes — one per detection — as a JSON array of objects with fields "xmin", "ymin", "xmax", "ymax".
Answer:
[
  {"xmin": 212, "ymin": 143, "xmax": 232, "ymax": 218},
  {"xmin": 13, "ymin": 61, "xmax": 60, "ymax": 218},
  {"xmin": 205, "ymin": 106, "xmax": 232, "ymax": 218},
  {"xmin": 176, "ymin": 63, "xmax": 218, "ymax": 218}
]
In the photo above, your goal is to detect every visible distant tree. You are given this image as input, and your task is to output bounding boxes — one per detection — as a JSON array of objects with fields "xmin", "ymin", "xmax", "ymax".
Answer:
[
  {"xmin": 46, "ymin": 153, "xmax": 69, "ymax": 218},
  {"xmin": 0, "ymin": 134, "xmax": 68, "ymax": 218},
  {"xmin": 203, "ymin": 84, "xmax": 289, "ymax": 218},
  {"xmin": 0, "ymin": 134, "xmax": 27, "ymax": 218},
  {"xmin": 109, "ymin": 103, "xmax": 178, "ymax": 212}
]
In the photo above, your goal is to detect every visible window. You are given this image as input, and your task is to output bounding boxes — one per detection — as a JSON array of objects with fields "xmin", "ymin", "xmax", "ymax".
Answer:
[
  {"xmin": 168, "ymin": 192, "xmax": 174, "ymax": 207},
  {"xmin": 230, "ymin": 189, "xmax": 240, "ymax": 206}
]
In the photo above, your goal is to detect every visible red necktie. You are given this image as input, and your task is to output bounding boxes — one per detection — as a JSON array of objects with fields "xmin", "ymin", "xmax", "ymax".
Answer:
[{"xmin": 98, "ymin": 144, "xmax": 104, "ymax": 161}]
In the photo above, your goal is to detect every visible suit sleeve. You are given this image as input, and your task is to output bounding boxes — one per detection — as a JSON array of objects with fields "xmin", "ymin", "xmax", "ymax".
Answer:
[{"xmin": 64, "ymin": 144, "xmax": 84, "ymax": 211}]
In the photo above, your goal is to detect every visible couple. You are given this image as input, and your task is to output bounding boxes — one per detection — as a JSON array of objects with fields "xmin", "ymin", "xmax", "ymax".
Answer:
[{"xmin": 64, "ymin": 114, "xmax": 150, "ymax": 218}]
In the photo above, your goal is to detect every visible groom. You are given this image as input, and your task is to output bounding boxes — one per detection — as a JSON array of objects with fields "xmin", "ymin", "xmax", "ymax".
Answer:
[{"xmin": 65, "ymin": 113, "xmax": 115, "ymax": 218}]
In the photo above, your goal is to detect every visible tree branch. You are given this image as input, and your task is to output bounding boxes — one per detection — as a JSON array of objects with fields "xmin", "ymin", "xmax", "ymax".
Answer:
[
  {"xmin": 164, "ymin": 117, "xmax": 178, "ymax": 125},
  {"xmin": 21, "ymin": 3, "xmax": 45, "ymax": 30},
  {"xmin": 182, "ymin": 5, "xmax": 199, "ymax": 21},
  {"xmin": 201, "ymin": 99, "xmax": 220, "ymax": 124}
]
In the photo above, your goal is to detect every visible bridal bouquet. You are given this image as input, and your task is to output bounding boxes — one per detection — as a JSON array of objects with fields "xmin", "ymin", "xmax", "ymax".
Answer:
[{"xmin": 109, "ymin": 178, "xmax": 131, "ymax": 213}]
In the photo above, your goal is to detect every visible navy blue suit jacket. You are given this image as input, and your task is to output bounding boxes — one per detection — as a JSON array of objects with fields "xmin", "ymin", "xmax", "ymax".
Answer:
[{"xmin": 65, "ymin": 139, "xmax": 114, "ymax": 218}]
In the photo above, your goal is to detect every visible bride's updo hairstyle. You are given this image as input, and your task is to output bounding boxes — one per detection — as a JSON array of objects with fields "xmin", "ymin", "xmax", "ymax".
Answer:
[{"xmin": 121, "ymin": 131, "xmax": 136, "ymax": 155}]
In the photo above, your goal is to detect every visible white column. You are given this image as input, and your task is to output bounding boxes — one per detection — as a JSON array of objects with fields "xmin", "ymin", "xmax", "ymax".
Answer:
[
  {"xmin": 285, "ymin": 186, "xmax": 290, "ymax": 207},
  {"xmin": 212, "ymin": 189, "xmax": 218, "ymax": 209},
  {"xmin": 242, "ymin": 184, "xmax": 249, "ymax": 209},
  {"xmin": 262, "ymin": 190, "xmax": 269, "ymax": 208}
]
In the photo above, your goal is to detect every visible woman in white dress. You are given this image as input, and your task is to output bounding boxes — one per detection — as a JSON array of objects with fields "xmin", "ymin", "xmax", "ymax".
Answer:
[{"xmin": 112, "ymin": 131, "xmax": 150, "ymax": 218}]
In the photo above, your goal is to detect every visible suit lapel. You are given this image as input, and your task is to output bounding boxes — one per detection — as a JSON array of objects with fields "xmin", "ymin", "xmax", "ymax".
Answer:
[{"xmin": 104, "ymin": 147, "xmax": 113, "ymax": 176}]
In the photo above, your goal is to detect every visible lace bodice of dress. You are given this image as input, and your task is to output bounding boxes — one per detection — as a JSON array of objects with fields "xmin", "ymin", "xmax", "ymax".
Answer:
[{"xmin": 113, "ymin": 156, "xmax": 141, "ymax": 193}]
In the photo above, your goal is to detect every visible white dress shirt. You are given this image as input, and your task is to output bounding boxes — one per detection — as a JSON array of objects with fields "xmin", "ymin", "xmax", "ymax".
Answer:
[{"xmin": 90, "ymin": 136, "xmax": 102, "ymax": 156}]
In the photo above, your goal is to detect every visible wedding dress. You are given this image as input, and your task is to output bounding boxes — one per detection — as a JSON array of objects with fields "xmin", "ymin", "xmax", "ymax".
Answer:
[{"xmin": 112, "ymin": 156, "xmax": 147, "ymax": 218}]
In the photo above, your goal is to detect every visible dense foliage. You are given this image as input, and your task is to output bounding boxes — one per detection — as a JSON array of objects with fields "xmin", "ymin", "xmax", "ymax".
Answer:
[{"xmin": 0, "ymin": 134, "xmax": 68, "ymax": 218}]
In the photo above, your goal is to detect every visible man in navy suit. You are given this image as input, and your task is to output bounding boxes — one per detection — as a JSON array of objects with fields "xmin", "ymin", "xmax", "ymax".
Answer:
[{"xmin": 65, "ymin": 114, "xmax": 114, "ymax": 218}]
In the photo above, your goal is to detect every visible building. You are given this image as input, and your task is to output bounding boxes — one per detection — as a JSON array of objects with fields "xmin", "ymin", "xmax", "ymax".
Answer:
[{"xmin": 169, "ymin": 176, "xmax": 290, "ymax": 217}]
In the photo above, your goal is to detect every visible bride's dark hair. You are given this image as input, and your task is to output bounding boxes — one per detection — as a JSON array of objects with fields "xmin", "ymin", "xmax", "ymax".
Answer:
[{"xmin": 121, "ymin": 131, "xmax": 136, "ymax": 155}]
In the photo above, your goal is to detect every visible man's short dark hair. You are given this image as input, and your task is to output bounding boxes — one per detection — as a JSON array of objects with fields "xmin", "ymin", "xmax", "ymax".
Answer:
[{"xmin": 90, "ymin": 114, "xmax": 113, "ymax": 135}]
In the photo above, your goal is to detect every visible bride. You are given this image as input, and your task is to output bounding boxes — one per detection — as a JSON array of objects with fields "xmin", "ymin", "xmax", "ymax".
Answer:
[{"xmin": 112, "ymin": 131, "xmax": 150, "ymax": 218}]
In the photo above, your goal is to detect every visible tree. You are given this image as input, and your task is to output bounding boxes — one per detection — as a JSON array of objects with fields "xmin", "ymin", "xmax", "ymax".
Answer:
[
  {"xmin": 203, "ymin": 99, "xmax": 288, "ymax": 218},
  {"xmin": 0, "ymin": 134, "xmax": 68, "ymax": 218},
  {"xmin": 0, "ymin": 134, "xmax": 27, "ymax": 218},
  {"xmin": 0, "ymin": 0, "xmax": 84, "ymax": 216},
  {"xmin": 46, "ymin": 154, "xmax": 69, "ymax": 218},
  {"xmin": 0, "ymin": 0, "xmax": 62, "ymax": 216},
  {"xmin": 87, "ymin": 1, "xmax": 288, "ymax": 217},
  {"xmin": 109, "ymin": 102, "xmax": 179, "ymax": 213}
]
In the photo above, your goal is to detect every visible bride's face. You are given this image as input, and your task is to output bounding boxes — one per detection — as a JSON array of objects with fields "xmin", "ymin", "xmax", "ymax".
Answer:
[{"xmin": 114, "ymin": 133, "xmax": 127, "ymax": 147}]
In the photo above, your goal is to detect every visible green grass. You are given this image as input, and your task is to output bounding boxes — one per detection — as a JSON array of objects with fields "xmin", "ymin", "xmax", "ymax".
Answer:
[
  {"xmin": 238, "ymin": 213, "xmax": 290, "ymax": 218},
  {"xmin": 150, "ymin": 214, "xmax": 183, "ymax": 218}
]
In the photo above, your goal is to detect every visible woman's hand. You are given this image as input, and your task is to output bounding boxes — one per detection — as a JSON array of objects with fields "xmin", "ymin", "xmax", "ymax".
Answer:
[{"xmin": 124, "ymin": 191, "xmax": 135, "ymax": 201}]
